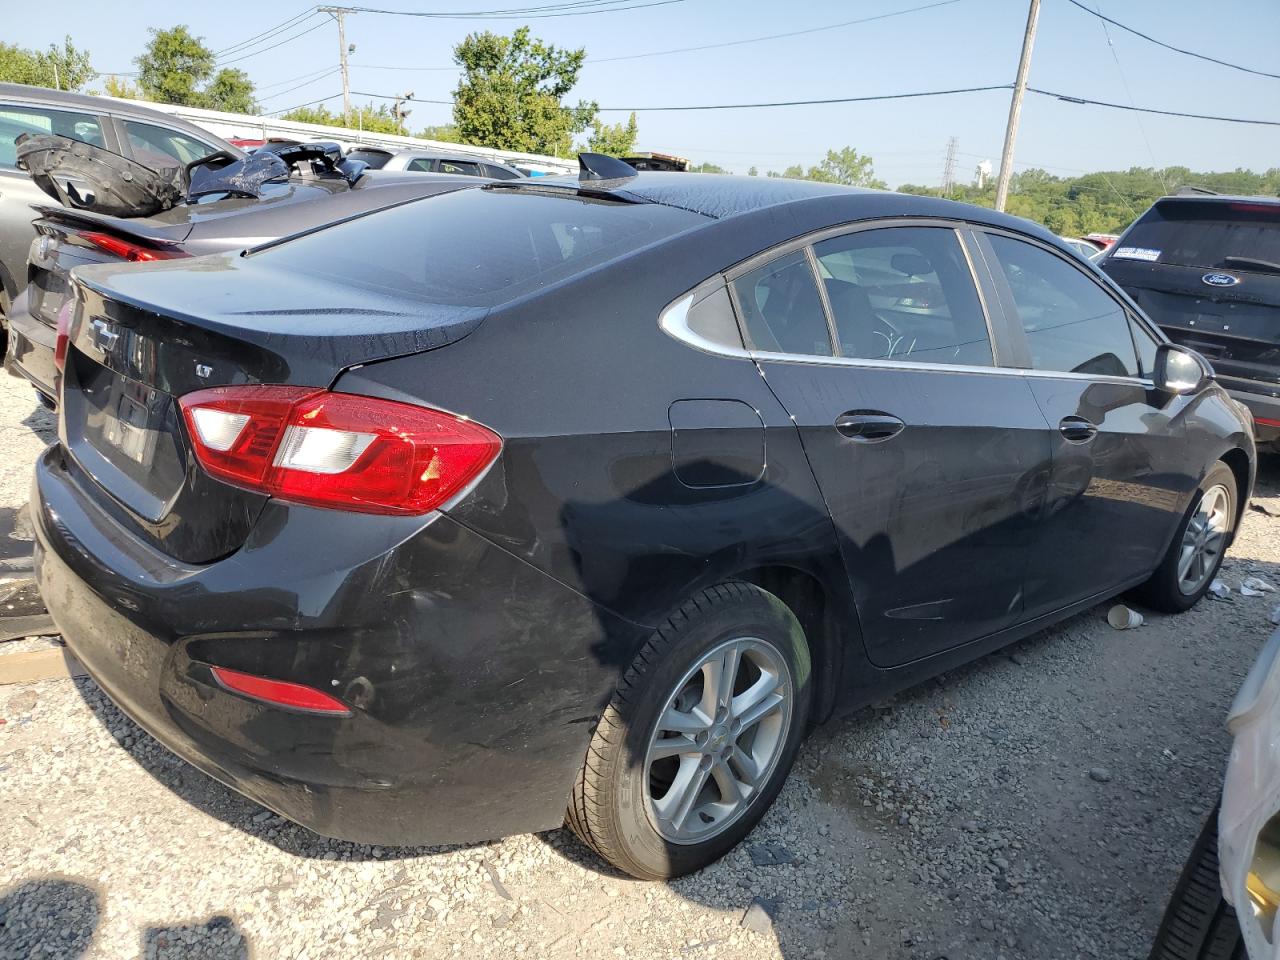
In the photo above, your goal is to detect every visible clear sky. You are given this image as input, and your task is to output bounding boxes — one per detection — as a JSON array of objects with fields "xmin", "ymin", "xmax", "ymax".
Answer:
[{"xmin": 7, "ymin": 0, "xmax": 1279, "ymax": 185}]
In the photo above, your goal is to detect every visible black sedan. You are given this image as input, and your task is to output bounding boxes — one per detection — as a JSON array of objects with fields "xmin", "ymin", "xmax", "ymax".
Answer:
[{"xmin": 32, "ymin": 157, "xmax": 1254, "ymax": 880}]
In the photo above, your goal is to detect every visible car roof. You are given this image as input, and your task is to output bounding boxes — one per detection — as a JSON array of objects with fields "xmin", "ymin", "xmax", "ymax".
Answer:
[
  {"xmin": 0, "ymin": 83, "xmax": 235, "ymax": 150},
  {"xmin": 532, "ymin": 171, "xmax": 1060, "ymax": 241}
]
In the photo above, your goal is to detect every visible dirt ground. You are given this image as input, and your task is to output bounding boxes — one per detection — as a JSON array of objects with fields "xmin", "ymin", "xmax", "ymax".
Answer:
[{"xmin": 1, "ymin": 367, "xmax": 1276, "ymax": 960}]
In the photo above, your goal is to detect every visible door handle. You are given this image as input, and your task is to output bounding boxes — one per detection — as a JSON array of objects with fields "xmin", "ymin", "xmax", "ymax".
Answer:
[
  {"xmin": 835, "ymin": 411, "xmax": 905, "ymax": 442},
  {"xmin": 1059, "ymin": 416, "xmax": 1098, "ymax": 443}
]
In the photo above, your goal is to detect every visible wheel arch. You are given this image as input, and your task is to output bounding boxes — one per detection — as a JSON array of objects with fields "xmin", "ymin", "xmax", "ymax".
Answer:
[
  {"xmin": 732, "ymin": 564, "xmax": 844, "ymax": 725},
  {"xmin": 1219, "ymin": 446, "xmax": 1253, "ymax": 537}
]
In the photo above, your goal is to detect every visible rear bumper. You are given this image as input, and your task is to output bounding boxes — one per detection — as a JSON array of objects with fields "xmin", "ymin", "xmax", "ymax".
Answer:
[
  {"xmin": 33, "ymin": 444, "xmax": 641, "ymax": 845},
  {"xmin": 4, "ymin": 289, "xmax": 56, "ymax": 403}
]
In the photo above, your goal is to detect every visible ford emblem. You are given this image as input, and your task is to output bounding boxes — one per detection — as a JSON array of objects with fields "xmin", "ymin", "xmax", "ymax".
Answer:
[{"xmin": 1202, "ymin": 272, "xmax": 1240, "ymax": 287}]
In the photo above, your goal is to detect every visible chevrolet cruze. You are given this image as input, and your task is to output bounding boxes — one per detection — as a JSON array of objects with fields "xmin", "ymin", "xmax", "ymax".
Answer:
[{"xmin": 33, "ymin": 157, "xmax": 1254, "ymax": 879}]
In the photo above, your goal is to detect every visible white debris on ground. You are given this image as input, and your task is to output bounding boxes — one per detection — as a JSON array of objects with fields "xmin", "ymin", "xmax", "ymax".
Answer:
[{"xmin": 3, "ymin": 363, "xmax": 1279, "ymax": 959}]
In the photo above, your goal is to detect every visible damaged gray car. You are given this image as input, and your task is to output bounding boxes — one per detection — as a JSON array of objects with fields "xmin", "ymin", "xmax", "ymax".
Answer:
[{"xmin": 6, "ymin": 135, "xmax": 483, "ymax": 405}]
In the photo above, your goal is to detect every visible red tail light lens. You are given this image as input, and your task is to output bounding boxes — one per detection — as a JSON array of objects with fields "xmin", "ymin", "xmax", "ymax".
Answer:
[
  {"xmin": 179, "ymin": 385, "xmax": 502, "ymax": 515},
  {"xmin": 210, "ymin": 666, "xmax": 352, "ymax": 715},
  {"xmin": 79, "ymin": 231, "xmax": 190, "ymax": 262},
  {"xmin": 53, "ymin": 299, "xmax": 74, "ymax": 373}
]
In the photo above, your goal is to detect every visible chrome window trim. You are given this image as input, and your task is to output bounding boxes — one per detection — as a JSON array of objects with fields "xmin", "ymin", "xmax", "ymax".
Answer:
[
  {"xmin": 658, "ymin": 291, "xmax": 753, "ymax": 360},
  {"xmin": 658, "ymin": 216, "xmax": 1158, "ymax": 390}
]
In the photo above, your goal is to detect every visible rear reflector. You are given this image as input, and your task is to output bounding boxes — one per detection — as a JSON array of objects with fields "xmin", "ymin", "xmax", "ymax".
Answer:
[
  {"xmin": 80, "ymin": 231, "xmax": 190, "ymax": 263},
  {"xmin": 53, "ymin": 299, "xmax": 74, "ymax": 373},
  {"xmin": 179, "ymin": 386, "xmax": 502, "ymax": 515},
  {"xmin": 210, "ymin": 666, "xmax": 352, "ymax": 715}
]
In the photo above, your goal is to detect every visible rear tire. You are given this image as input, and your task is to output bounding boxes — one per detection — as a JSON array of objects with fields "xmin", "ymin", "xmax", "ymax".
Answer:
[
  {"xmin": 566, "ymin": 582, "xmax": 812, "ymax": 880},
  {"xmin": 1136, "ymin": 462, "xmax": 1237, "ymax": 613},
  {"xmin": 1148, "ymin": 805, "xmax": 1244, "ymax": 960}
]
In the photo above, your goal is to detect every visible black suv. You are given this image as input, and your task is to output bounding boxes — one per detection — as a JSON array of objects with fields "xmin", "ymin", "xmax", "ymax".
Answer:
[{"xmin": 1100, "ymin": 193, "xmax": 1280, "ymax": 446}]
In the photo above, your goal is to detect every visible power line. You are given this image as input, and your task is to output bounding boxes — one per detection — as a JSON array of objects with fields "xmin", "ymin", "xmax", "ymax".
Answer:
[
  {"xmin": 345, "ymin": 0, "xmax": 691, "ymax": 18},
  {"xmin": 218, "ymin": 18, "xmax": 331, "ymax": 65},
  {"xmin": 351, "ymin": 84, "xmax": 1014, "ymax": 112},
  {"xmin": 1062, "ymin": 0, "xmax": 1280, "ymax": 81},
  {"xmin": 590, "ymin": 0, "xmax": 962, "ymax": 63},
  {"xmin": 264, "ymin": 92, "xmax": 345, "ymax": 116},
  {"xmin": 1029, "ymin": 87, "xmax": 1280, "ymax": 127},
  {"xmin": 259, "ymin": 68, "xmax": 343, "ymax": 101},
  {"xmin": 215, "ymin": 8, "xmax": 321, "ymax": 57},
  {"xmin": 257, "ymin": 64, "xmax": 342, "ymax": 92},
  {"xmin": 348, "ymin": 0, "xmax": 963, "ymax": 71}
]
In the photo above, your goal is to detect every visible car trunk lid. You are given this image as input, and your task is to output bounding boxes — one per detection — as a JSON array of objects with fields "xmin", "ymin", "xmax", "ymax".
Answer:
[{"xmin": 60, "ymin": 255, "xmax": 487, "ymax": 563}]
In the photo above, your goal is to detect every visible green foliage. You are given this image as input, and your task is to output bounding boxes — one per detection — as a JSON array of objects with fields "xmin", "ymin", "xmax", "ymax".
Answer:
[
  {"xmin": 586, "ymin": 112, "xmax": 638, "ymax": 157},
  {"xmin": 282, "ymin": 102, "xmax": 404, "ymax": 135},
  {"xmin": 135, "ymin": 26, "xmax": 257, "ymax": 112},
  {"xmin": 418, "ymin": 123, "xmax": 462, "ymax": 143},
  {"xmin": 0, "ymin": 37, "xmax": 94, "ymax": 91},
  {"xmin": 452, "ymin": 27, "xmax": 595, "ymax": 157},
  {"xmin": 767, "ymin": 147, "xmax": 887, "ymax": 188},
  {"xmin": 897, "ymin": 166, "xmax": 1280, "ymax": 235},
  {"xmin": 690, "ymin": 161, "xmax": 729, "ymax": 174},
  {"xmin": 102, "ymin": 75, "xmax": 142, "ymax": 100},
  {"xmin": 747, "ymin": 165, "xmax": 758, "ymax": 177}
]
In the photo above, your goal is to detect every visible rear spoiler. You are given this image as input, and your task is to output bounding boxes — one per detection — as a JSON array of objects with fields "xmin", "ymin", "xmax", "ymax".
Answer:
[{"xmin": 29, "ymin": 203, "xmax": 193, "ymax": 245}]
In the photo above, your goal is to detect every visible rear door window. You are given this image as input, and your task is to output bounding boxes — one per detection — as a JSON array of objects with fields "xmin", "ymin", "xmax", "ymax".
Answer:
[
  {"xmin": 121, "ymin": 119, "xmax": 216, "ymax": 168},
  {"xmin": 405, "ymin": 157, "xmax": 435, "ymax": 172},
  {"xmin": 988, "ymin": 234, "xmax": 1139, "ymax": 378},
  {"xmin": 0, "ymin": 104, "xmax": 105, "ymax": 168},
  {"xmin": 732, "ymin": 250, "xmax": 833, "ymax": 357},
  {"xmin": 254, "ymin": 186, "xmax": 710, "ymax": 307},
  {"xmin": 439, "ymin": 159, "xmax": 481, "ymax": 177},
  {"xmin": 813, "ymin": 226, "xmax": 993, "ymax": 366},
  {"xmin": 1113, "ymin": 199, "xmax": 1280, "ymax": 272}
]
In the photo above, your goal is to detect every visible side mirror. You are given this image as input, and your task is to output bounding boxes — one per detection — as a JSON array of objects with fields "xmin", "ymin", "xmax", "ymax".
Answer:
[{"xmin": 1154, "ymin": 343, "xmax": 1212, "ymax": 395}]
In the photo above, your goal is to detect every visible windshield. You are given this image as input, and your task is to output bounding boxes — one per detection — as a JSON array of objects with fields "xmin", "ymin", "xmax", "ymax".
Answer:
[{"xmin": 1115, "ymin": 199, "xmax": 1280, "ymax": 271}]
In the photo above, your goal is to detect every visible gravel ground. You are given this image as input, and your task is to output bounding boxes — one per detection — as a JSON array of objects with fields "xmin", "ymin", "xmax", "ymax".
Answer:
[{"xmin": 2, "ymin": 365, "xmax": 1278, "ymax": 960}]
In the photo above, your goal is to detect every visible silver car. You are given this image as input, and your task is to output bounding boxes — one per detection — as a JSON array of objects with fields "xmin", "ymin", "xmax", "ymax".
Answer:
[
  {"xmin": 343, "ymin": 146, "xmax": 524, "ymax": 180},
  {"xmin": 0, "ymin": 83, "xmax": 237, "ymax": 340}
]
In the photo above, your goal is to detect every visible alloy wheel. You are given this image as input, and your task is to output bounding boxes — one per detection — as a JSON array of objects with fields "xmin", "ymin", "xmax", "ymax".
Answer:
[
  {"xmin": 643, "ymin": 636, "xmax": 793, "ymax": 844},
  {"xmin": 1178, "ymin": 483, "xmax": 1231, "ymax": 595}
]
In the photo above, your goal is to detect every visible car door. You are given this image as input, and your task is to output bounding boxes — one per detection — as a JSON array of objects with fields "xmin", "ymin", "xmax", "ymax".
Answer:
[
  {"xmin": 730, "ymin": 222, "xmax": 1051, "ymax": 667},
  {"xmin": 974, "ymin": 229, "xmax": 1193, "ymax": 616},
  {"xmin": 0, "ymin": 102, "xmax": 113, "ymax": 307}
]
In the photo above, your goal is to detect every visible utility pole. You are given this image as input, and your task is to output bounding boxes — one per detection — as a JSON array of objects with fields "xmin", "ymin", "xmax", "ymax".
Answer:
[
  {"xmin": 941, "ymin": 136, "xmax": 959, "ymax": 198},
  {"xmin": 320, "ymin": 6, "xmax": 355, "ymax": 122},
  {"xmin": 994, "ymin": 0, "xmax": 1041, "ymax": 212}
]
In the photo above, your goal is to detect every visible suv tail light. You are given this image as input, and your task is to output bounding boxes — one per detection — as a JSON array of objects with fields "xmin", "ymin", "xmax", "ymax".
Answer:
[
  {"xmin": 79, "ymin": 231, "xmax": 190, "ymax": 263},
  {"xmin": 179, "ymin": 385, "xmax": 501, "ymax": 515}
]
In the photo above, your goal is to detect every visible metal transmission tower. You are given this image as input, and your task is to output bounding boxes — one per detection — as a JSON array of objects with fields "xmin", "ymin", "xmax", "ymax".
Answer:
[
  {"xmin": 319, "ymin": 6, "xmax": 356, "ymax": 121},
  {"xmin": 941, "ymin": 136, "xmax": 959, "ymax": 197}
]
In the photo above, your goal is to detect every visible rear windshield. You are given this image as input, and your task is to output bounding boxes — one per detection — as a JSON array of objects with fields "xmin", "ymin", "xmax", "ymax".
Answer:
[
  {"xmin": 1114, "ymin": 199, "xmax": 1280, "ymax": 272},
  {"xmin": 347, "ymin": 149, "xmax": 391, "ymax": 170},
  {"xmin": 252, "ymin": 186, "xmax": 710, "ymax": 307}
]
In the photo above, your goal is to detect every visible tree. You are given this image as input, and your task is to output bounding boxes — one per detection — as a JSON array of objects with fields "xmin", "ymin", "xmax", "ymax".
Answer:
[
  {"xmin": 747, "ymin": 165, "xmax": 758, "ymax": 177},
  {"xmin": 282, "ymin": 102, "xmax": 403, "ymax": 135},
  {"xmin": 690, "ymin": 161, "xmax": 728, "ymax": 174},
  {"xmin": 452, "ymin": 27, "xmax": 595, "ymax": 157},
  {"xmin": 0, "ymin": 37, "xmax": 94, "ymax": 91},
  {"xmin": 773, "ymin": 147, "xmax": 886, "ymax": 188},
  {"xmin": 586, "ymin": 112, "xmax": 637, "ymax": 157},
  {"xmin": 102, "ymin": 75, "xmax": 142, "ymax": 100},
  {"xmin": 135, "ymin": 26, "xmax": 257, "ymax": 112},
  {"xmin": 419, "ymin": 123, "xmax": 462, "ymax": 143}
]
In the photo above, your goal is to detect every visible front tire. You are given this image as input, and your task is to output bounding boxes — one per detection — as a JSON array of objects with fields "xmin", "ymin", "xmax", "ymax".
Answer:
[
  {"xmin": 567, "ymin": 582, "xmax": 812, "ymax": 879},
  {"xmin": 1137, "ymin": 462, "xmax": 1237, "ymax": 613}
]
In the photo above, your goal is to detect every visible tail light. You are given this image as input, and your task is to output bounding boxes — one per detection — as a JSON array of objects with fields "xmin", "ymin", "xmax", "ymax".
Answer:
[
  {"xmin": 79, "ymin": 231, "xmax": 190, "ymax": 263},
  {"xmin": 210, "ymin": 666, "xmax": 352, "ymax": 715},
  {"xmin": 179, "ymin": 385, "xmax": 502, "ymax": 515},
  {"xmin": 53, "ymin": 299, "xmax": 74, "ymax": 373}
]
